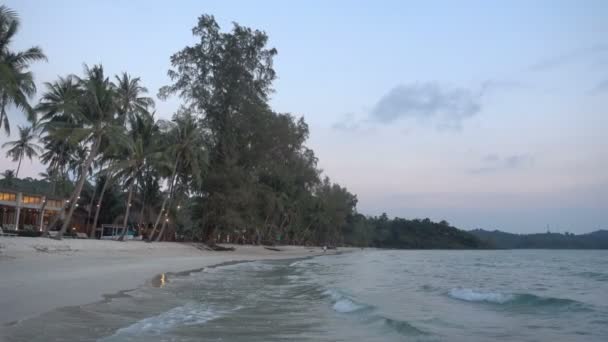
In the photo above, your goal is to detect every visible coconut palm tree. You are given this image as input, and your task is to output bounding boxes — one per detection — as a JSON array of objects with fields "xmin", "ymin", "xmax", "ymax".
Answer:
[
  {"xmin": 150, "ymin": 110, "xmax": 207, "ymax": 241},
  {"xmin": 1, "ymin": 169, "xmax": 15, "ymax": 186},
  {"xmin": 38, "ymin": 65, "xmax": 127, "ymax": 239},
  {"xmin": 0, "ymin": 6, "xmax": 46, "ymax": 135},
  {"xmin": 114, "ymin": 73, "xmax": 154, "ymax": 125},
  {"xmin": 84, "ymin": 74, "xmax": 155, "ymax": 238},
  {"xmin": 2, "ymin": 125, "xmax": 43, "ymax": 176},
  {"xmin": 111, "ymin": 112, "xmax": 161, "ymax": 240}
]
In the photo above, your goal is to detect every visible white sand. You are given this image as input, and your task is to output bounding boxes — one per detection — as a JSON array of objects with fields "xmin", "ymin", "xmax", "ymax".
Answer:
[{"xmin": 0, "ymin": 237, "xmax": 338, "ymax": 325}]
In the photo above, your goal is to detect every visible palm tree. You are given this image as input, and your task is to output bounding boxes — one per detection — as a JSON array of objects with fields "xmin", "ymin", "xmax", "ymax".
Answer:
[
  {"xmin": 2, "ymin": 125, "xmax": 42, "ymax": 177},
  {"xmin": 1, "ymin": 169, "xmax": 15, "ymax": 186},
  {"xmin": 150, "ymin": 110, "xmax": 207, "ymax": 241},
  {"xmin": 0, "ymin": 6, "xmax": 46, "ymax": 135},
  {"xmin": 85, "ymin": 73, "xmax": 155, "ymax": 238},
  {"xmin": 38, "ymin": 65, "xmax": 126, "ymax": 239},
  {"xmin": 114, "ymin": 73, "xmax": 154, "ymax": 125},
  {"xmin": 112, "ymin": 112, "xmax": 160, "ymax": 240}
]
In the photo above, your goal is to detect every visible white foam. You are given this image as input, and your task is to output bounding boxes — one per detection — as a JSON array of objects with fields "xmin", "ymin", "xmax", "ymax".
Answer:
[
  {"xmin": 323, "ymin": 289, "xmax": 366, "ymax": 313},
  {"xmin": 99, "ymin": 303, "xmax": 221, "ymax": 341},
  {"xmin": 333, "ymin": 298, "xmax": 365, "ymax": 313},
  {"xmin": 448, "ymin": 288, "xmax": 514, "ymax": 304}
]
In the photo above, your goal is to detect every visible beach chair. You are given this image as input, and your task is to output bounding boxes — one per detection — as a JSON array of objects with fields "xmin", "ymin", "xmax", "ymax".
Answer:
[{"xmin": 0, "ymin": 227, "xmax": 17, "ymax": 237}]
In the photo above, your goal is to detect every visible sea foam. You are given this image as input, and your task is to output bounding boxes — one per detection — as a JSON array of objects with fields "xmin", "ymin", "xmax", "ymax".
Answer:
[
  {"xmin": 323, "ymin": 289, "xmax": 368, "ymax": 313},
  {"xmin": 448, "ymin": 288, "xmax": 585, "ymax": 310},
  {"xmin": 448, "ymin": 288, "xmax": 515, "ymax": 304},
  {"xmin": 99, "ymin": 303, "xmax": 223, "ymax": 341}
]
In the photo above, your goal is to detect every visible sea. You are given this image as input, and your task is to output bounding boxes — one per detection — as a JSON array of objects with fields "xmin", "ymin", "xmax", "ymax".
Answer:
[{"xmin": 2, "ymin": 250, "xmax": 608, "ymax": 341}]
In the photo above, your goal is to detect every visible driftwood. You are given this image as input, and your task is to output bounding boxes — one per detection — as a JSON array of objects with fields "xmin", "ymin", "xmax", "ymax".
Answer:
[
  {"xmin": 190, "ymin": 243, "xmax": 235, "ymax": 252},
  {"xmin": 264, "ymin": 246, "xmax": 282, "ymax": 252}
]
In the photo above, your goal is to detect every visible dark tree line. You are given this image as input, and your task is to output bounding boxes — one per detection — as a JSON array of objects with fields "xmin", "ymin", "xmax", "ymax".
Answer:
[{"xmin": 2, "ymin": 9, "xmax": 486, "ymax": 248}]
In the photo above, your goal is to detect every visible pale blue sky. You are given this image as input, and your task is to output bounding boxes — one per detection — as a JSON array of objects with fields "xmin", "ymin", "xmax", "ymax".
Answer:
[{"xmin": 1, "ymin": 0, "xmax": 607, "ymax": 233}]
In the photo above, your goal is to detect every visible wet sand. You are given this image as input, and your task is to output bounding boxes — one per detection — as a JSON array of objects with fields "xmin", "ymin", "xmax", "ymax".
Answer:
[{"xmin": 0, "ymin": 237, "xmax": 335, "ymax": 325}]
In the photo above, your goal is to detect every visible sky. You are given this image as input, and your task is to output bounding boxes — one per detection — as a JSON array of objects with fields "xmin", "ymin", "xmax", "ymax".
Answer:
[{"xmin": 1, "ymin": 0, "xmax": 606, "ymax": 233}]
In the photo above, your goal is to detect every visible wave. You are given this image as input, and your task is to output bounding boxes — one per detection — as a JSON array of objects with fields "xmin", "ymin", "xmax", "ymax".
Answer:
[
  {"xmin": 382, "ymin": 317, "xmax": 427, "ymax": 336},
  {"xmin": 99, "ymin": 303, "xmax": 232, "ymax": 341},
  {"xmin": 576, "ymin": 271, "xmax": 608, "ymax": 282},
  {"xmin": 448, "ymin": 288, "xmax": 586, "ymax": 309},
  {"xmin": 322, "ymin": 289, "xmax": 426, "ymax": 336},
  {"xmin": 323, "ymin": 289, "xmax": 370, "ymax": 313},
  {"xmin": 448, "ymin": 288, "xmax": 514, "ymax": 304}
]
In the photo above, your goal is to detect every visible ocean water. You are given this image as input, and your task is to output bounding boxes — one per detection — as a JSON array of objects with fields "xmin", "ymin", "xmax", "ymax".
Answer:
[{"xmin": 2, "ymin": 250, "xmax": 608, "ymax": 341}]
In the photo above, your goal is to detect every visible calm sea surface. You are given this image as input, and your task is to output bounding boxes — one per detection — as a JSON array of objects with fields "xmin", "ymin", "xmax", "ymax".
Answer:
[{"xmin": 3, "ymin": 250, "xmax": 608, "ymax": 341}]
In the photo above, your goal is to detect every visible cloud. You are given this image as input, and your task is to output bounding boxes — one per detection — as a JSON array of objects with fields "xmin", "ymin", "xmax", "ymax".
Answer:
[
  {"xmin": 470, "ymin": 153, "xmax": 534, "ymax": 174},
  {"xmin": 332, "ymin": 79, "xmax": 522, "ymax": 132},
  {"xmin": 528, "ymin": 44, "xmax": 608, "ymax": 72},
  {"xmin": 590, "ymin": 79, "xmax": 608, "ymax": 94},
  {"xmin": 481, "ymin": 154, "xmax": 500, "ymax": 162},
  {"xmin": 331, "ymin": 113, "xmax": 360, "ymax": 131},
  {"xmin": 480, "ymin": 80, "xmax": 526, "ymax": 95},
  {"xmin": 370, "ymin": 82, "xmax": 482, "ymax": 130}
]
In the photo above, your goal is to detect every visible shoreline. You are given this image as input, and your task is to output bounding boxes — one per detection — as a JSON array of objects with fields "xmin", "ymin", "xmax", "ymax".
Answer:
[{"xmin": 0, "ymin": 237, "xmax": 345, "ymax": 325}]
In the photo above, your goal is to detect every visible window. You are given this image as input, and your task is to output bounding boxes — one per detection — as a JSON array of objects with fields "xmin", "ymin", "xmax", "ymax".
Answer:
[
  {"xmin": 0, "ymin": 192, "xmax": 16, "ymax": 201},
  {"xmin": 22, "ymin": 195, "xmax": 42, "ymax": 204}
]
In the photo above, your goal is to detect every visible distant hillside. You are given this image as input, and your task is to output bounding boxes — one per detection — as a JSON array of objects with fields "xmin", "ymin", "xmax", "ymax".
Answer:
[
  {"xmin": 354, "ymin": 215, "xmax": 489, "ymax": 249},
  {"xmin": 470, "ymin": 229, "xmax": 608, "ymax": 249}
]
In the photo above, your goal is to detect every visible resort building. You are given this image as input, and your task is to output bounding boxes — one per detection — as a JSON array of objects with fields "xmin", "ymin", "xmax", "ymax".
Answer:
[{"xmin": 0, "ymin": 189, "xmax": 65, "ymax": 231}]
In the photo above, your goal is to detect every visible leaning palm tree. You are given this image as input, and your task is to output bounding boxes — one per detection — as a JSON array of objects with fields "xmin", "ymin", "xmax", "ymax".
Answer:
[
  {"xmin": 0, "ymin": 6, "xmax": 46, "ymax": 135},
  {"xmin": 150, "ymin": 110, "xmax": 207, "ymax": 241},
  {"xmin": 38, "ymin": 65, "xmax": 126, "ymax": 239},
  {"xmin": 86, "ymin": 74, "xmax": 155, "ymax": 237},
  {"xmin": 2, "ymin": 125, "xmax": 43, "ymax": 176},
  {"xmin": 112, "ymin": 112, "xmax": 161, "ymax": 240}
]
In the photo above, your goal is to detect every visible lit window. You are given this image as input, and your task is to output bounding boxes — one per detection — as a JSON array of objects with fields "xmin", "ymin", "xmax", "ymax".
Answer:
[
  {"xmin": 0, "ymin": 192, "xmax": 17, "ymax": 201},
  {"xmin": 23, "ymin": 195, "xmax": 42, "ymax": 204}
]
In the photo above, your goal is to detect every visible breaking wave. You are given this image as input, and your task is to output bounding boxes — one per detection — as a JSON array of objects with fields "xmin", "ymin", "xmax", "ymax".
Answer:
[
  {"xmin": 99, "ymin": 303, "xmax": 233, "ymax": 341},
  {"xmin": 322, "ymin": 289, "xmax": 426, "ymax": 336},
  {"xmin": 323, "ymin": 289, "xmax": 370, "ymax": 313},
  {"xmin": 448, "ymin": 288, "xmax": 587, "ymax": 309},
  {"xmin": 448, "ymin": 288, "xmax": 514, "ymax": 304}
]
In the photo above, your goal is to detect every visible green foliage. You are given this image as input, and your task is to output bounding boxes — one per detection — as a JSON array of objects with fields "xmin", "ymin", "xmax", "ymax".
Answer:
[
  {"xmin": 470, "ymin": 229, "xmax": 608, "ymax": 249},
  {"xmin": 0, "ymin": 10, "xmax": 487, "ymax": 249},
  {"xmin": 340, "ymin": 214, "xmax": 486, "ymax": 249},
  {"xmin": 2, "ymin": 124, "xmax": 43, "ymax": 176},
  {"xmin": 0, "ymin": 5, "xmax": 46, "ymax": 135},
  {"xmin": 0, "ymin": 174, "xmax": 72, "ymax": 198}
]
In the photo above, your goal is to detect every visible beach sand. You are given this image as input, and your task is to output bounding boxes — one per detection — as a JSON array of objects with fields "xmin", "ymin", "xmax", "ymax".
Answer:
[{"xmin": 0, "ymin": 237, "xmax": 334, "ymax": 325}]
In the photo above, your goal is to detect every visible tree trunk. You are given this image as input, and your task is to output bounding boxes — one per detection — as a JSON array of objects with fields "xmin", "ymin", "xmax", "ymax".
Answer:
[
  {"xmin": 15, "ymin": 156, "xmax": 22, "ymax": 177},
  {"xmin": 155, "ymin": 217, "xmax": 169, "ymax": 242},
  {"xmin": 156, "ymin": 219, "xmax": 167, "ymax": 242},
  {"xmin": 38, "ymin": 199, "xmax": 47, "ymax": 232},
  {"xmin": 155, "ymin": 180, "xmax": 180, "ymax": 243},
  {"xmin": 137, "ymin": 189, "xmax": 146, "ymax": 227},
  {"xmin": 90, "ymin": 175, "xmax": 111, "ymax": 238},
  {"xmin": 84, "ymin": 185, "xmax": 98, "ymax": 237},
  {"xmin": 148, "ymin": 197, "xmax": 167, "ymax": 241},
  {"xmin": 56, "ymin": 138, "xmax": 100, "ymax": 240},
  {"xmin": 118, "ymin": 182, "xmax": 134, "ymax": 241},
  {"xmin": 43, "ymin": 190, "xmax": 76, "ymax": 236},
  {"xmin": 149, "ymin": 157, "xmax": 179, "ymax": 241}
]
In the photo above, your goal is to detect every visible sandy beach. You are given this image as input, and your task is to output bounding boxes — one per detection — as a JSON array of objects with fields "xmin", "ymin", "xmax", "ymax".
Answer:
[{"xmin": 0, "ymin": 237, "xmax": 335, "ymax": 325}]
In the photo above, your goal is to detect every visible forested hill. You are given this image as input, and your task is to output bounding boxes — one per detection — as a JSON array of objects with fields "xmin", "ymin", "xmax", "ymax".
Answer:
[
  {"xmin": 345, "ymin": 214, "xmax": 488, "ymax": 249},
  {"xmin": 470, "ymin": 229, "xmax": 608, "ymax": 249}
]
